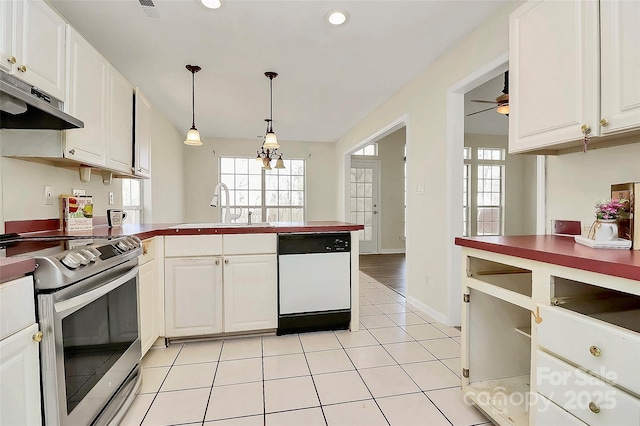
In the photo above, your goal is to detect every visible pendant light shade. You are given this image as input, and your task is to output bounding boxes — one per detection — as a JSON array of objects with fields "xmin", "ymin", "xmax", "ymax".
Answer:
[
  {"xmin": 184, "ymin": 64, "xmax": 202, "ymax": 146},
  {"xmin": 274, "ymin": 155, "xmax": 285, "ymax": 169}
]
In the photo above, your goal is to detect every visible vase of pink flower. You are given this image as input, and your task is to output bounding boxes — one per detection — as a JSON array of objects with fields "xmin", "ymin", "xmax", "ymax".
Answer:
[{"xmin": 590, "ymin": 198, "xmax": 628, "ymax": 241}]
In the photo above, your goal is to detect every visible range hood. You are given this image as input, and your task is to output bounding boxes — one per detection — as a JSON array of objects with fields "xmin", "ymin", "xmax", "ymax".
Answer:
[{"xmin": 0, "ymin": 71, "xmax": 83, "ymax": 130}]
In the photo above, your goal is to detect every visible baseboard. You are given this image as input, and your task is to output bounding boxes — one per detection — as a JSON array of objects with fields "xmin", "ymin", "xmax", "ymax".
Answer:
[
  {"xmin": 377, "ymin": 248, "xmax": 406, "ymax": 254},
  {"xmin": 406, "ymin": 295, "xmax": 448, "ymax": 325}
]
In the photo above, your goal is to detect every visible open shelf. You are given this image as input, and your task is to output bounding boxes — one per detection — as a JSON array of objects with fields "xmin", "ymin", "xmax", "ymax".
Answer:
[
  {"xmin": 467, "ymin": 257, "xmax": 532, "ymax": 298},
  {"xmin": 465, "ymin": 375, "xmax": 531, "ymax": 426},
  {"xmin": 515, "ymin": 326, "xmax": 531, "ymax": 338}
]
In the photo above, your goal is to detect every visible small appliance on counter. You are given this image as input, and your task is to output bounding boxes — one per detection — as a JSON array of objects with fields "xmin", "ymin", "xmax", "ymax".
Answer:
[{"xmin": 107, "ymin": 209, "xmax": 127, "ymax": 227}]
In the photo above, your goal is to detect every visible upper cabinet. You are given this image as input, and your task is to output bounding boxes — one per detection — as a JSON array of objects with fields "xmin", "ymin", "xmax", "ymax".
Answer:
[
  {"xmin": 134, "ymin": 89, "xmax": 152, "ymax": 178},
  {"xmin": 509, "ymin": 0, "xmax": 640, "ymax": 154},
  {"xmin": 1, "ymin": 0, "xmax": 66, "ymax": 100},
  {"xmin": 599, "ymin": 0, "xmax": 640, "ymax": 135},
  {"xmin": 64, "ymin": 27, "xmax": 133, "ymax": 175}
]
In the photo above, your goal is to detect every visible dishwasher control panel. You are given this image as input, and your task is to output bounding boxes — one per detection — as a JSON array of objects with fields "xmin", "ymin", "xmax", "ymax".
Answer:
[{"xmin": 278, "ymin": 233, "xmax": 351, "ymax": 255}]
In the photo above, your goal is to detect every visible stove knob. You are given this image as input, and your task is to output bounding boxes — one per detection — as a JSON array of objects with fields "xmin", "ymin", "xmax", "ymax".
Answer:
[
  {"xmin": 79, "ymin": 248, "xmax": 98, "ymax": 262},
  {"xmin": 61, "ymin": 253, "xmax": 81, "ymax": 269},
  {"xmin": 116, "ymin": 241, "xmax": 129, "ymax": 252},
  {"xmin": 87, "ymin": 247, "xmax": 102, "ymax": 258},
  {"xmin": 75, "ymin": 251, "xmax": 91, "ymax": 265},
  {"xmin": 126, "ymin": 237, "xmax": 140, "ymax": 249}
]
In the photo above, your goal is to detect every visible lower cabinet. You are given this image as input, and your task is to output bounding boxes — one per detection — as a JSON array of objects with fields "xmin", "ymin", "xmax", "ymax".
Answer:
[
  {"xmin": 223, "ymin": 255, "xmax": 277, "ymax": 333},
  {"xmin": 165, "ymin": 257, "xmax": 223, "ymax": 337},
  {"xmin": 139, "ymin": 258, "xmax": 159, "ymax": 355},
  {"xmin": 0, "ymin": 323, "xmax": 42, "ymax": 426}
]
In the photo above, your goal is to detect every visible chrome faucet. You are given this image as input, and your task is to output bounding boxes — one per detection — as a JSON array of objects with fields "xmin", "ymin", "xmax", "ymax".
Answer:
[
  {"xmin": 210, "ymin": 182, "xmax": 241, "ymax": 223},
  {"xmin": 248, "ymin": 210, "xmax": 253, "ymax": 225}
]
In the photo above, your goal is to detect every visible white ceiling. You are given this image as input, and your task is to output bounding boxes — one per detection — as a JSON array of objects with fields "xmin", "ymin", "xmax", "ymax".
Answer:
[
  {"xmin": 464, "ymin": 73, "xmax": 509, "ymax": 135},
  {"xmin": 49, "ymin": 0, "xmax": 509, "ymax": 143}
]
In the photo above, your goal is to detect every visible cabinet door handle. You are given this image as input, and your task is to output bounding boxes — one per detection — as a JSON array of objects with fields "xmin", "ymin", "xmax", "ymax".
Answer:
[
  {"xmin": 600, "ymin": 118, "xmax": 609, "ymax": 127},
  {"xmin": 18, "ymin": 65, "xmax": 27, "ymax": 73},
  {"xmin": 588, "ymin": 402, "xmax": 600, "ymax": 414},
  {"xmin": 589, "ymin": 345, "xmax": 601, "ymax": 357},
  {"xmin": 215, "ymin": 259, "xmax": 220, "ymax": 265},
  {"xmin": 224, "ymin": 259, "xmax": 229, "ymax": 264},
  {"xmin": 68, "ymin": 149, "xmax": 75, "ymax": 155},
  {"xmin": 7, "ymin": 56, "xmax": 16, "ymax": 64},
  {"xmin": 33, "ymin": 331, "xmax": 43, "ymax": 342}
]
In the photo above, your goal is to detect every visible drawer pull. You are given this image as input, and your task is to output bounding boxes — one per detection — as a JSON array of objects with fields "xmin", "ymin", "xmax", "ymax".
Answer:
[
  {"xmin": 33, "ymin": 331, "xmax": 43, "ymax": 342},
  {"xmin": 589, "ymin": 402, "xmax": 600, "ymax": 414},
  {"xmin": 589, "ymin": 345, "xmax": 602, "ymax": 357}
]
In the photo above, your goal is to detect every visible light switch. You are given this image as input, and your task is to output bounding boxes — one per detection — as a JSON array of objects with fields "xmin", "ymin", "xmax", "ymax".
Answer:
[{"xmin": 416, "ymin": 183, "xmax": 425, "ymax": 195}]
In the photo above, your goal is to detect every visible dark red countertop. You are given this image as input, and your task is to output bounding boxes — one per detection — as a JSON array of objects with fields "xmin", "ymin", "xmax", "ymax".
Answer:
[
  {"xmin": 455, "ymin": 235, "xmax": 640, "ymax": 282},
  {"xmin": 0, "ymin": 222, "xmax": 363, "ymax": 280}
]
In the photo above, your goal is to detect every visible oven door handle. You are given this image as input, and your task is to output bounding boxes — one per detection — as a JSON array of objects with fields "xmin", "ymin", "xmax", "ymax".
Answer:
[{"xmin": 54, "ymin": 266, "xmax": 138, "ymax": 316}]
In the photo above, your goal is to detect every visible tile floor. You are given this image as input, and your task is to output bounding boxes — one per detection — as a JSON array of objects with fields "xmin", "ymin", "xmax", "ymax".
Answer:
[{"xmin": 120, "ymin": 273, "xmax": 490, "ymax": 426}]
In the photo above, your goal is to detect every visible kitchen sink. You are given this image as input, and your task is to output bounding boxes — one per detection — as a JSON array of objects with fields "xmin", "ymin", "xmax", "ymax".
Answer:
[{"xmin": 169, "ymin": 222, "xmax": 272, "ymax": 229}]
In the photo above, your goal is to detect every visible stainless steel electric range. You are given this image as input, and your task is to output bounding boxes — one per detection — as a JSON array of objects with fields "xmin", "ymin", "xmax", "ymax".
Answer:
[{"xmin": 11, "ymin": 235, "xmax": 143, "ymax": 426}]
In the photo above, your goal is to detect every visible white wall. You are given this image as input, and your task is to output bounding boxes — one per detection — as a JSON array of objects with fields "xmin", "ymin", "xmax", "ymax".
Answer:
[
  {"xmin": 146, "ymin": 106, "xmax": 186, "ymax": 223},
  {"xmin": 333, "ymin": 2, "xmax": 522, "ymax": 322},
  {"xmin": 464, "ymin": 133, "xmax": 537, "ymax": 236},
  {"xmin": 182, "ymin": 137, "xmax": 337, "ymax": 223},
  {"xmin": 378, "ymin": 128, "xmax": 406, "ymax": 251},
  {"xmin": 546, "ymin": 140, "xmax": 640, "ymax": 231}
]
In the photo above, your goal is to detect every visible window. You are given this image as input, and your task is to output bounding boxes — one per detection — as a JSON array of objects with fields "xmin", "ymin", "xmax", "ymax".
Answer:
[
  {"xmin": 463, "ymin": 147, "xmax": 505, "ymax": 236},
  {"xmin": 353, "ymin": 143, "xmax": 378, "ymax": 156},
  {"xmin": 122, "ymin": 179, "xmax": 143, "ymax": 224},
  {"xmin": 219, "ymin": 157, "xmax": 305, "ymax": 222}
]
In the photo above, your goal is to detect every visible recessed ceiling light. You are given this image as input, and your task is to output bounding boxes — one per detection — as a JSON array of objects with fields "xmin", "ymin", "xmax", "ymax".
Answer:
[
  {"xmin": 327, "ymin": 10, "xmax": 349, "ymax": 26},
  {"xmin": 201, "ymin": 0, "xmax": 221, "ymax": 9}
]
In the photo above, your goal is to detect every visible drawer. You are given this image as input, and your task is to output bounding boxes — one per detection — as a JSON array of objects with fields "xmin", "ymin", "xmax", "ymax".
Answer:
[
  {"xmin": 223, "ymin": 234, "xmax": 276, "ymax": 255},
  {"xmin": 536, "ymin": 350, "xmax": 640, "ymax": 426},
  {"xmin": 533, "ymin": 394, "xmax": 587, "ymax": 426},
  {"xmin": 537, "ymin": 304, "xmax": 640, "ymax": 395},
  {"xmin": 165, "ymin": 235, "xmax": 223, "ymax": 257},
  {"xmin": 0, "ymin": 276, "xmax": 35, "ymax": 340},
  {"xmin": 139, "ymin": 237, "xmax": 157, "ymax": 265}
]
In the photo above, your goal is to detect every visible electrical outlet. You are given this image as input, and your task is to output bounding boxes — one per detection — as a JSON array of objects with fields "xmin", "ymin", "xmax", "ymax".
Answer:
[
  {"xmin": 72, "ymin": 188, "xmax": 86, "ymax": 196},
  {"xmin": 416, "ymin": 182, "xmax": 425, "ymax": 195},
  {"xmin": 109, "ymin": 192, "xmax": 114, "ymax": 205},
  {"xmin": 44, "ymin": 185, "xmax": 53, "ymax": 205}
]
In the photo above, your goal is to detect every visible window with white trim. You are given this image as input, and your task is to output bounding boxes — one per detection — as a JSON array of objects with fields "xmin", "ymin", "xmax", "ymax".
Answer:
[
  {"xmin": 353, "ymin": 143, "xmax": 378, "ymax": 156},
  {"xmin": 219, "ymin": 157, "xmax": 305, "ymax": 222},
  {"xmin": 122, "ymin": 179, "xmax": 143, "ymax": 224},
  {"xmin": 463, "ymin": 147, "xmax": 505, "ymax": 236}
]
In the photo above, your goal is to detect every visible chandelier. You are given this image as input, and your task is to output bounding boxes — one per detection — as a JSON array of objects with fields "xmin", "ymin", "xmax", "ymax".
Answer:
[{"xmin": 256, "ymin": 72, "xmax": 284, "ymax": 169}]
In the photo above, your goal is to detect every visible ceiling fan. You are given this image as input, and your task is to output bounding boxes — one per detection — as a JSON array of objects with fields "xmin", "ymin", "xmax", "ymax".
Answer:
[{"xmin": 467, "ymin": 71, "xmax": 509, "ymax": 116}]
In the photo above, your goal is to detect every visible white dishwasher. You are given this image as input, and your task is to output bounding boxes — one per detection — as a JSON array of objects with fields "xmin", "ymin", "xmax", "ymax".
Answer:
[{"xmin": 277, "ymin": 233, "xmax": 351, "ymax": 335}]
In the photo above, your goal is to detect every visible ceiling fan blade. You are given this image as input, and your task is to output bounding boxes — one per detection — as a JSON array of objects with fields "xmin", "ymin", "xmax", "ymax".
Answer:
[
  {"xmin": 471, "ymin": 99, "xmax": 499, "ymax": 104},
  {"xmin": 466, "ymin": 106, "xmax": 496, "ymax": 116}
]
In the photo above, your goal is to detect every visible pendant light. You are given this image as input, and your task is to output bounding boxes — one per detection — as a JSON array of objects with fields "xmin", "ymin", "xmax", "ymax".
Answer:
[
  {"xmin": 184, "ymin": 64, "xmax": 202, "ymax": 146},
  {"xmin": 255, "ymin": 71, "xmax": 285, "ymax": 169},
  {"xmin": 263, "ymin": 72, "xmax": 279, "ymax": 149}
]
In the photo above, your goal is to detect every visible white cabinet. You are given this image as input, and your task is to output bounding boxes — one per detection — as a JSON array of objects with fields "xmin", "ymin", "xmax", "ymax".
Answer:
[
  {"xmin": 509, "ymin": 0, "xmax": 600, "ymax": 153},
  {"xmin": 163, "ymin": 234, "xmax": 277, "ymax": 338},
  {"xmin": 106, "ymin": 67, "xmax": 133, "ymax": 173},
  {"xmin": 165, "ymin": 257, "xmax": 223, "ymax": 337},
  {"xmin": 599, "ymin": 0, "xmax": 640, "ymax": 135},
  {"xmin": 0, "ymin": 0, "xmax": 14, "ymax": 72},
  {"xmin": 0, "ymin": 276, "xmax": 41, "ymax": 426},
  {"xmin": 64, "ymin": 27, "xmax": 108, "ymax": 166},
  {"xmin": 138, "ymin": 237, "xmax": 163, "ymax": 357},
  {"xmin": 64, "ymin": 27, "xmax": 133, "ymax": 174},
  {"xmin": 2, "ymin": 0, "xmax": 66, "ymax": 99},
  {"xmin": 0, "ymin": 323, "xmax": 42, "ymax": 426},
  {"xmin": 134, "ymin": 88, "xmax": 152, "ymax": 178},
  {"xmin": 509, "ymin": 0, "xmax": 640, "ymax": 154},
  {"xmin": 223, "ymin": 254, "xmax": 277, "ymax": 333}
]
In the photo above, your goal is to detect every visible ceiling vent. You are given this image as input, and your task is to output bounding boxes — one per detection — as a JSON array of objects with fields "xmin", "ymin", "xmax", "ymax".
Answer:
[{"xmin": 138, "ymin": 0, "xmax": 160, "ymax": 18}]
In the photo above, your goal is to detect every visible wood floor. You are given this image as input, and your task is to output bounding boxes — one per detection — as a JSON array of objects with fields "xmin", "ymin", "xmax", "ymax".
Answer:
[{"xmin": 359, "ymin": 253, "xmax": 406, "ymax": 295}]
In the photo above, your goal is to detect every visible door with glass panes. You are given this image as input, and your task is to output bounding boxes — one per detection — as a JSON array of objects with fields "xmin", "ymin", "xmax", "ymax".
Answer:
[{"xmin": 350, "ymin": 160, "xmax": 379, "ymax": 253}]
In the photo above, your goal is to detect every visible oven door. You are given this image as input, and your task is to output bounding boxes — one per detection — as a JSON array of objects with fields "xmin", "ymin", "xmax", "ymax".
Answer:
[{"xmin": 38, "ymin": 259, "xmax": 141, "ymax": 426}]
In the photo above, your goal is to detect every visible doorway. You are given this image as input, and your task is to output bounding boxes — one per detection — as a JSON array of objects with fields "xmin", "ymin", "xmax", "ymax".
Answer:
[{"xmin": 349, "ymin": 160, "xmax": 380, "ymax": 253}]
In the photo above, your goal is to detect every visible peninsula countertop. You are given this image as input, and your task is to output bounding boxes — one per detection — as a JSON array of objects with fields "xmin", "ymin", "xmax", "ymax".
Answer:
[{"xmin": 455, "ymin": 235, "xmax": 640, "ymax": 282}]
